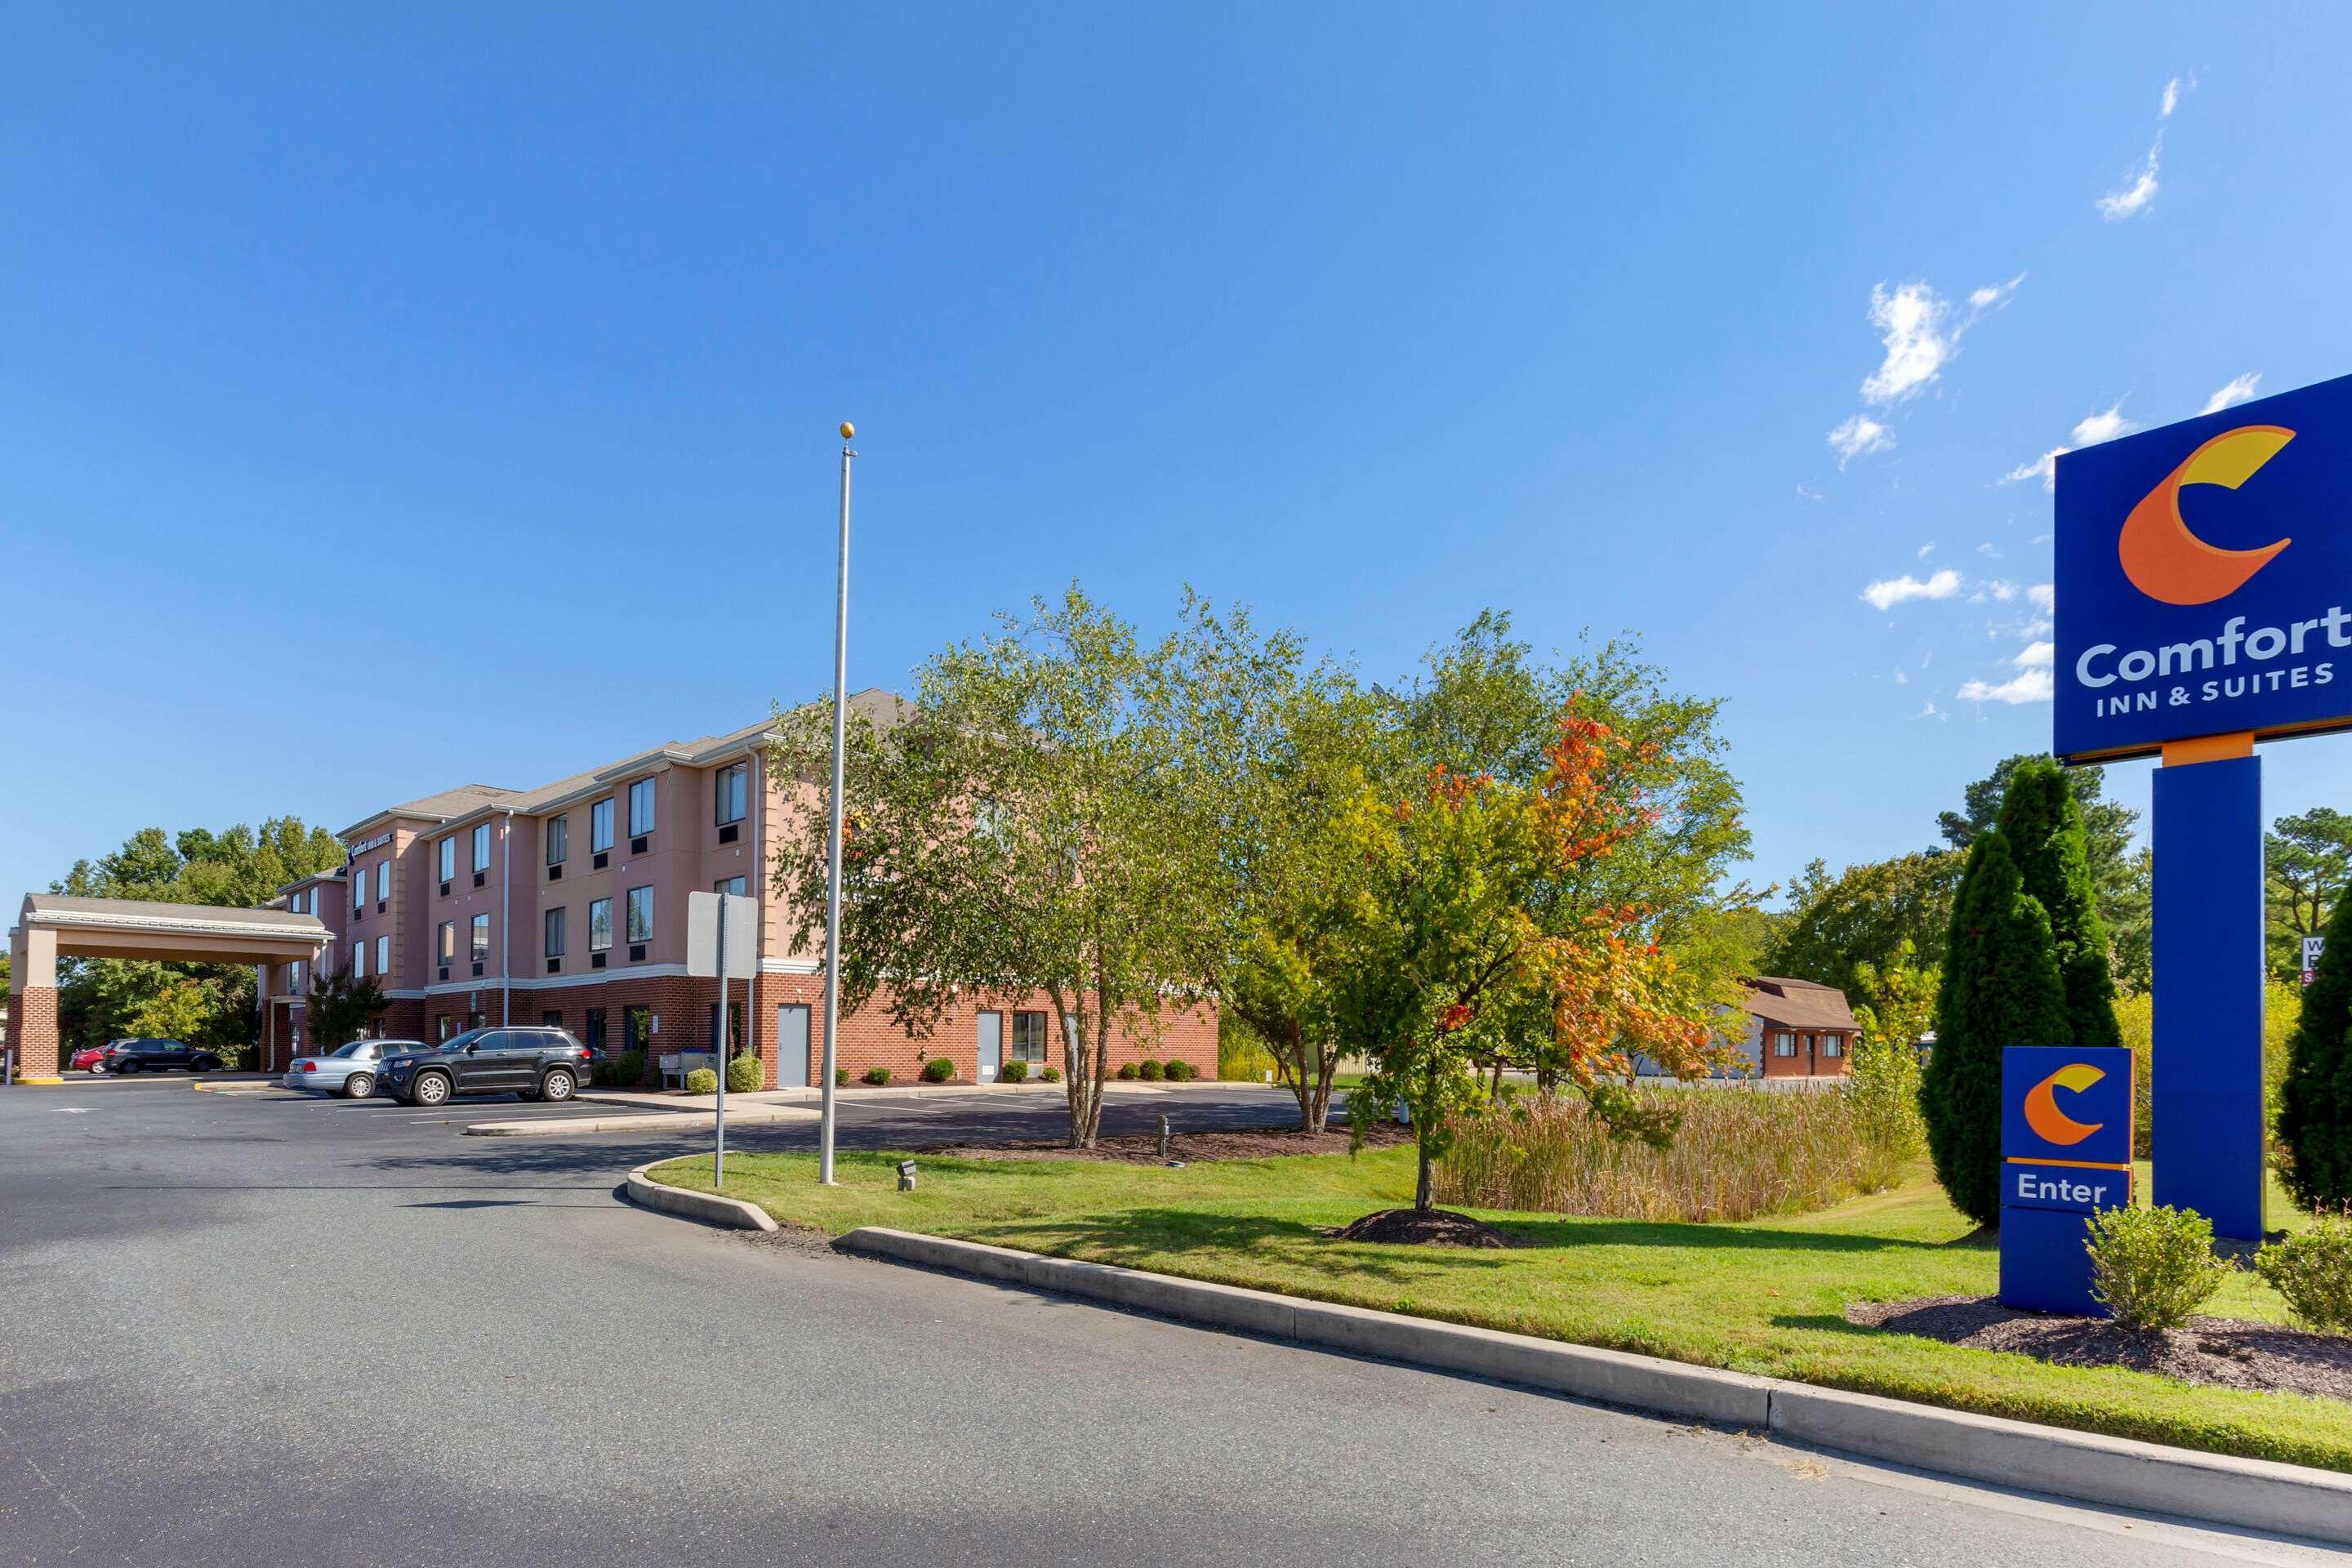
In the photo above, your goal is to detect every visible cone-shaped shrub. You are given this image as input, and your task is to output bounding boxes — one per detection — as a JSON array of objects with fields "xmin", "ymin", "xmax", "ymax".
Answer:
[
  {"xmin": 1997, "ymin": 756, "xmax": 2123, "ymax": 1054},
  {"xmin": 2279, "ymin": 889, "xmax": 2352, "ymax": 1208},
  {"xmin": 1924, "ymin": 831, "xmax": 2074, "ymax": 1227}
]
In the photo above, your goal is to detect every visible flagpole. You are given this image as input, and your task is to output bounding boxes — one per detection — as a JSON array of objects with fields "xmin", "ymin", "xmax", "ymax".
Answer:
[{"xmin": 819, "ymin": 421, "xmax": 854, "ymax": 1185}]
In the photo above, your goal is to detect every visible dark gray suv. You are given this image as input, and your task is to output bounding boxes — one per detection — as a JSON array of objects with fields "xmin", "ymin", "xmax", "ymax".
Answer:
[{"xmin": 378, "ymin": 1027, "xmax": 590, "ymax": 1107}]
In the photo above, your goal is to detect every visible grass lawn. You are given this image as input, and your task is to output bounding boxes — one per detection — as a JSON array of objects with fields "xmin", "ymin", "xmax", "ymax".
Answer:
[{"xmin": 653, "ymin": 1145, "xmax": 2352, "ymax": 1472}]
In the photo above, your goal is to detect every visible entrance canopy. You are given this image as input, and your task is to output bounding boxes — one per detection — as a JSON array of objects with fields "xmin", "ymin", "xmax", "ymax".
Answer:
[{"xmin": 5, "ymin": 894, "xmax": 334, "ymax": 1079}]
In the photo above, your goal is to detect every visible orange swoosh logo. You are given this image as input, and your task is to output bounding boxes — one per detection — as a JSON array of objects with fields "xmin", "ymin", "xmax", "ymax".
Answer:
[
  {"xmin": 2118, "ymin": 425, "xmax": 2295, "ymax": 605},
  {"xmin": 2023, "ymin": 1062, "xmax": 2105, "ymax": 1146}
]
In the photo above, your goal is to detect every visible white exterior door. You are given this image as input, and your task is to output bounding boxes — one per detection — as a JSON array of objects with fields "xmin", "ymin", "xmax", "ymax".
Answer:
[
  {"xmin": 776, "ymin": 1004, "xmax": 810, "ymax": 1089},
  {"xmin": 976, "ymin": 1011, "xmax": 1002, "ymax": 1083}
]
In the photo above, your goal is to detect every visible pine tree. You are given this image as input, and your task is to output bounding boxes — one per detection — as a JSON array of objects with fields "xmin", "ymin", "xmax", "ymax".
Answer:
[
  {"xmin": 1998, "ymin": 755, "xmax": 2124, "ymax": 1053},
  {"xmin": 2278, "ymin": 888, "xmax": 2352, "ymax": 1208},
  {"xmin": 1923, "ymin": 831, "xmax": 2074, "ymax": 1227}
]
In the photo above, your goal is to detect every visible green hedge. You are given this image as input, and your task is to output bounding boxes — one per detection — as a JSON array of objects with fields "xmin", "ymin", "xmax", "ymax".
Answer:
[
  {"xmin": 684, "ymin": 1067, "xmax": 719, "ymax": 1095},
  {"xmin": 999, "ymin": 1059, "xmax": 1029, "ymax": 1083},
  {"xmin": 727, "ymin": 1054, "xmax": 763, "ymax": 1094},
  {"xmin": 595, "ymin": 1049, "xmax": 646, "ymax": 1087},
  {"xmin": 921, "ymin": 1057, "xmax": 956, "ymax": 1083}
]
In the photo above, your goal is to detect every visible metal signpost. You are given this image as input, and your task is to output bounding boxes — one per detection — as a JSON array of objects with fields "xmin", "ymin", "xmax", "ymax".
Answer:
[
  {"xmin": 819, "ymin": 422, "xmax": 856, "ymax": 1187},
  {"xmin": 2054, "ymin": 372, "xmax": 2352, "ymax": 1242},
  {"xmin": 687, "ymin": 890, "xmax": 756, "ymax": 1187},
  {"xmin": 1998, "ymin": 1047, "xmax": 2135, "ymax": 1315}
]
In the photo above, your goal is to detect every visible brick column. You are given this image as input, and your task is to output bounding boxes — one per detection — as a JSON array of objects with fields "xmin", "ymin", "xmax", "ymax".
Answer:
[{"xmin": 7, "ymin": 924, "xmax": 60, "ymax": 1078}]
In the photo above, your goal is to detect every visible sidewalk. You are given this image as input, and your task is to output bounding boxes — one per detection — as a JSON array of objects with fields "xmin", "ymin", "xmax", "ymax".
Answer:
[{"xmin": 574, "ymin": 1078, "xmax": 1255, "ymax": 1113}]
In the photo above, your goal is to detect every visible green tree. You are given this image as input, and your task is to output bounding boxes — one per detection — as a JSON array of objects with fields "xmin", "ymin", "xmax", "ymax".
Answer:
[
  {"xmin": 2279, "ymin": 887, "xmax": 2352, "ymax": 1209},
  {"xmin": 306, "ymin": 969, "xmax": 390, "ymax": 1050},
  {"xmin": 2268, "ymin": 807, "xmax": 2352, "ymax": 980},
  {"xmin": 1764, "ymin": 851, "xmax": 1963, "ymax": 996},
  {"xmin": 768, "ymin": 587, "xmax": 1209, "ymax": 1148},
  {"xmin": 128, "ymin": 980, "xmax": 215, "ymax": 1042},
  {"xmin": 1847, "ymin": 943, "xmax": 1937, "ymax": 1166},
  {"xmin": 1922, "ymin": 832, "xmax": 2074, "ymax": 1228},
  {"xmin": 1996, "ymin": 757, "xmax": 2123, "ymax": 1054},
  {"xmin": 1940, "ymin": 753, "xmax": 2151, "ymax": 991}
]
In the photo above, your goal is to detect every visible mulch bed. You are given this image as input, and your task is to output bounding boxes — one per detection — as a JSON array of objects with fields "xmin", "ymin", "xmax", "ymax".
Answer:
[
  {"xmin": 931, "ymin": 1122, "xmax": 1414, "ymax": 1166},
  {"xmin": 1846, "ymin": 1295, "xmax": 2352, "ymax": 1405},
  {"xmin": 1329, "ymin": 1207, "xmax": 1529, "ymax": 1249}
]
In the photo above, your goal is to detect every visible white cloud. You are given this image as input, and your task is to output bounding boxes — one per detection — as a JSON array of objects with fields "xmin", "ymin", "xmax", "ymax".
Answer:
[
  {"xmin": 2200, "ymin": 372, "xmax": 2261, "ymax": 415},
  {"xmin": 1861, "ymin": 283, "xmax": 1958, "ymax": 403},
  {"xmin": 1860, "ymin": 568, "xmax": 1964, "ymax": 612},
  {"xmin": 1977, "ymin": 541, "xmax": 2002, "ymax": 559},
  {"xmin": 2097, "ymin": 140, "xmax": 2162, "ymax": 220},
  {"xmin": 1794, "ymin": 483, "xmax": 1824, "ymax": 501},
  {"xmin": 1893, "ymin": 668, "xmax": 1909, "ymax": 685},
  {"xmin": 1969, "ymin": 272, "xmax": 2027, "ymax": 311},
  {"xmin": 1911, "ymin": 701, "xmax": 1947, "ymax": 722},
  {"xmin": 2161, "ymin": 77, "xmax": 2181, "ymax": 117},
  {"xmin": 1828, "ymin": 413, "xmax": 1895, "ymax": 466},
  {"xmin": 1917, "ymin": 540, "xmax": 1936, "ymax": 559},
  {"xmin": 1958, "ymin": 667, "xmax": 2056, "ymax": 704},
  {"xmin": 2027, "ymin": 582, "xmax": 2056, "ymax": 612},
  {"xmin": 2004, "ymin": 404, "xmax": 2136, "ymax": 491},
  {"xmin": 1981, "ymin": 579, "xmax": 2020, "ymax": 601},
  {"xmin": 2016, "ymin": 640, "xmax": 2056, "ymax": 668}
]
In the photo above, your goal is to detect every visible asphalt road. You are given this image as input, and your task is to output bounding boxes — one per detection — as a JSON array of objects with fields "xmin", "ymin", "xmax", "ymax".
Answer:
[{"xmin": 0, "ymin": 1078, "xmax": 2338, "ymax": 1567}]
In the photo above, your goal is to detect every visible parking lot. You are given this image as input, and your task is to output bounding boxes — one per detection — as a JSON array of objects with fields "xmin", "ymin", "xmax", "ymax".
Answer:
[{"xmin": 2, "ymin": 1076, "xmax": 2328, "ymax": 1568}]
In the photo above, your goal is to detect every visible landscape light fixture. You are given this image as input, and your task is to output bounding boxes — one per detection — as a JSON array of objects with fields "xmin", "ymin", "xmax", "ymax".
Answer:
[{"xmin": 898, "ymin": 1160, "xmax": 917, "ymax": 1192}]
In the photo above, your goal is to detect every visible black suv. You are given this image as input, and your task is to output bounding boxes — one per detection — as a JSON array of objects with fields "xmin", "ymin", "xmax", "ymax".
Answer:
[
  {"xmin": 379, "ymin": 1027, "xmax": 590, "ymax": 1107},
  {"xmin": 100, "ymin": 1038, "xmax": 225, "ymax": 1074}
]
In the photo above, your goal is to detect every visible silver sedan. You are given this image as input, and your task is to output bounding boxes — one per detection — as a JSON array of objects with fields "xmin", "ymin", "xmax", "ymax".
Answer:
[{"xmin": 283, "ymin": 1038, "xmax": 421, "ymax": 1099}]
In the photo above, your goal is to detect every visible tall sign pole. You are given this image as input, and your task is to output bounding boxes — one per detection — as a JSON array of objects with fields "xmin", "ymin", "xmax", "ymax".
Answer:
[{"xmin": 819, "ymin": 422, "xmax": 855, "ymax": 1187}]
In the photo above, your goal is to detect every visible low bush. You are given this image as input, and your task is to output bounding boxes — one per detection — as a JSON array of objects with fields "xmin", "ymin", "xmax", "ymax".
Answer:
[
  {"xmin": 727, "ymin": 1054, "xmax": 763, "ymax": 1094},
  {"xmin": 1116, "ymin": 1062, "xmax": 1138, "ymax": 1081},
  {"xmin": 1137, "ymin": 1059, "xmax": 1164, "ymax": 1081},
  {"xmin": 595, "ymin": 1049, "xmax": 646, "ymax": 1087},
  {"xmin": 920, "ymin": 1057, "xmax": 956, "ymax": 1083},
  {"xmin": 1164, "ymin": 1059, "xmax": 1198, "ymax": 1082},
  {"xmin": 999, "ymin": 1059, "xmax": 1029, "ymax": 1083},
  {"xmin": 684, "ymin": 1067, "xmax": 719, "ymax": 1096},
  {"xmin": 1041, "ymin": 1065, "xmax": 1062, "ymax": 1082},
  {"xmin": 2087, "ymin": 1205, "xmax": 2234, "ymax": 1330},
  {"xmin": 1437, "ymin": 1085, "xmax": 1909, "ymax": 1224},
  {"xmin": 835, "ymin": 1068, "xmax": 849, "ymax": 1086},
  {"xmin": 862, "ymin": 1066, "xmax": 893, "ymax": 1086},
  {"xmin": 2256, "ymin": 1215, "xmax": 2352, "ymax": 1333}
]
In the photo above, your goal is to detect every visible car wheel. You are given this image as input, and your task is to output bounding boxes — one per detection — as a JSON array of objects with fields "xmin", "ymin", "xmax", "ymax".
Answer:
[
  {"xmin": 194, "ymin": 1057, "xmax": 221, "ymax": 1072},
  {"xmin": 541, "ymin": 1068, "xmax": 577, "ymax": 1102},
  {"xmin": 514, "ymin": 1085, "xmax": 541, "ymax": 1102},
  {"xmin": 344, "ymin": 1073, "xmax": 375, "ymax": 1099},
  {"xmin": 412, "ymin": 1071, "xmax": 452, "ymax": 1107},
  {"xmin": 115, "ymin": 1059, "xmax": 137, "ymax": 1075}
]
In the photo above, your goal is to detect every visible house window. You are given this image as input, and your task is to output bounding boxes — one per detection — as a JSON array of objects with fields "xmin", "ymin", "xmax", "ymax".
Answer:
[
  {"xmin": 714, "ymin": 875, "xmax": 746, "ymax": 898},
  {"xmin": 585, "ymin": 1008, "xmax": 608, "ymax": 1052},
  {"xmin": 715, "ymin": 763, "xmax": 747, "ymax": 826},
  {"xmin": 471, "ymin": 912, "xmax": 490, "ymax": 962},
  {"xmin": 438, "ymin": 920, "xmax": 456, "ymax": 963},
  {"xmin": 471, "ymin": 822, "xmax": 492, "ymax": 874},
  {"xmin": 545, "ymin": 906, "xmax": 567, "ymax": 958},
  {"xmin": 546, "ymin": 814, "xmax": 568, "ymax": 866},
  {"xmin": 439, "ymin": 837, "xmax": 456, "ymax": 881},
  {"xmin": 1822, "ymin": 1034, "xmax": 1843, "ymax": 1058},
  {"xmin": 626, "ymin": 885, "xmax": 653, "ymax": 943},
  {"xmin": 375, "ymin": 935, "xmax": 389, "ymax": 974},
  {"xmin": 625, "ymin": 1005, "xmax": 654, "ymax": 1048},
  {"xmin": 589, "ymin": 898, "xmax": 612, "ymax": 951},
  {"xmin": 1011, "ymin": 1010, "xmax": 1049, "ymax": 1064},
  {"xmin": 629, "ymin": 777, "xmax": 657, "ymax": 837},
  {"xmin": 590, "ymin": 798, "xmax": 614, "ymax": 853},
  {"xmin": 1774, "ymin": 1031, "xmax": 1797, "ymax": 1058},
  {"xmin": 376, "ymin": 859, "xmax": 391, "ymax": 902}
]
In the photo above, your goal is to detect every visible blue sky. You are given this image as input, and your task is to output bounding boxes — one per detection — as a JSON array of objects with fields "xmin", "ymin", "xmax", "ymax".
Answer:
[{"xmin": 7, "ymin": 5, "xmax": 2350, "ymax": 905}]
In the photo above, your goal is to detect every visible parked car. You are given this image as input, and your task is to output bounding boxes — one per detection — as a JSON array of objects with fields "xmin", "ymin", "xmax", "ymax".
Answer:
[
  {"xmin": 284, "ymin": 1038, "xmax": 421, "ymax": 1099},
  {"xmin": 99, "ymin": 1038, "xmax": 224, "ymax": 1075},
  {"xmin": 379, "ymin": 1027, "xmax": 590, "ymax": 1107},
  {"xmin": 69, "ymin": 1044, "xmax": 114, "ymax": 1072}
]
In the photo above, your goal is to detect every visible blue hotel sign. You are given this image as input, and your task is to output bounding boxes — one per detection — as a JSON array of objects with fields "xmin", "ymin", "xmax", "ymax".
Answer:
[
  {"xmin": 2054, "ymin": 372, "xmax": 2352, "ymax": 764},
  {"xmin": 1998, "ymin": 1048, "xmax": 2133, "ymax": 1316}
]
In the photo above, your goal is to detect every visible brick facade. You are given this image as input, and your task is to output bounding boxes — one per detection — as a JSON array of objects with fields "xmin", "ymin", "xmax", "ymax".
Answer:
[{"xmin": 6, "ymin": 987, "xmax": 58, "ymax": 1077}]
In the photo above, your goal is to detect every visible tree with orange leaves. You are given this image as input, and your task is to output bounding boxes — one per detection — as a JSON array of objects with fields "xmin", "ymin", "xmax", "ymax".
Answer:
[{"xmin": 1335, "ymin": 698, "xmax": 1738, "ymax": 1211}]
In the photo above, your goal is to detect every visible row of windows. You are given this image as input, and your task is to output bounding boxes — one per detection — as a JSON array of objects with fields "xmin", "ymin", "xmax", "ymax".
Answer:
[
  {"xmin": 1770, "ymin": 1031, "xmax": 1846, "ymax": 1059},
  {"xmin": 351, "ymin": 933, "xmax": 391, "ymax": 979}
]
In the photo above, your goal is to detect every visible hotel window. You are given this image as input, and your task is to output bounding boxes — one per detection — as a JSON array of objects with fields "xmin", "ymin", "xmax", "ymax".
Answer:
[
  {"xmin": 546, "ymin": 813, "xmax": 568, "ymax": 866},
  {"xmin": 354, "ymin": 943, "xmax": 366, "ymax": 978},
  {"xmin": 629, "ymin": 777, "xmax": 657, "ymax": 836},
  {"xmin": 715, "ymin": 763, "xmax": 747, "ymax": 826},
  {"xmin": 375, "ymin": 935, "xmax": 389, "ymax": 974},
  {"xmin": 585, "ymin": 1008, "xmax": 608, "ymax": 1052},
  {"xmin": 376, "ymin": 859, "xmax": 391, "ymax": 902},
  {"xmin": 471, "ymin": 912, "xmax": 490, "ymax": 962},
  {"xmin": 714, "ymin": 875, "xmax": 746, "ymax": 898},
  {"xmin": 439, "ymin": 836, "xmax": 456, "ymax": 881},
  {"xmin": 290, "ymin": 890, "xmax": 305, "ymax": 915},
  {"xmin": 290, "ymin": 960, "xmax": 304, "ymax": 992},
  {"xmin": 353, "ymin": 876, "xmax": 364, "ymax": 915},
  {"xmin": 626, "ymin": 885, "xmax": 653, "ymax": 943},
  {"xmin": 589, "ymin": 898, "xmax": 612, "ymax": 952},
  {"xmin": 1774, "ymin": 1031, "xmax": 1797, "ymax": 1058},
  {"xmin": 625, "ymin": 1006, "xmax": 655, "ymax": 1048},
  {"xmin": 545, "ymin": 906, "xmax": 567, "ymax": 958},
  {"xmin": 471, "ymin": 822, "xmax": 492, "ymax": 874},
  {"xmin": 439, "ymin": 920, "xmax": 456, "ymax": 962},
  {"xmin": 590, "ymin": 798, "xmax": 614, "ymax": 853},
  {"xmin": 1011, "ymin": 1010, "xmax": 1049, "ymax": 1064}
]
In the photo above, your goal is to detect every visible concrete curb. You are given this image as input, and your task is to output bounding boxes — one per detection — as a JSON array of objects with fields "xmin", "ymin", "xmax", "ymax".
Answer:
[
  {"xmin": 836, "ymin": 1226, "xmax": 2352, "ymax": 1546},
  {"xmin": 465, "ymin": 1105, "xmax": 821, "ymax": 1137},
  {"xmin": 623, "ymin": 1162, "xmax": 777, "ymax": 1231}
]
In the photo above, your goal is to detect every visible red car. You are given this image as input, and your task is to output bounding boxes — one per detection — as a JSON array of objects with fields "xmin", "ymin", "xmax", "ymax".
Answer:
[{"xmin": 69, "ymin": 1044, "xmax": 114, "ymax": 1073}]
